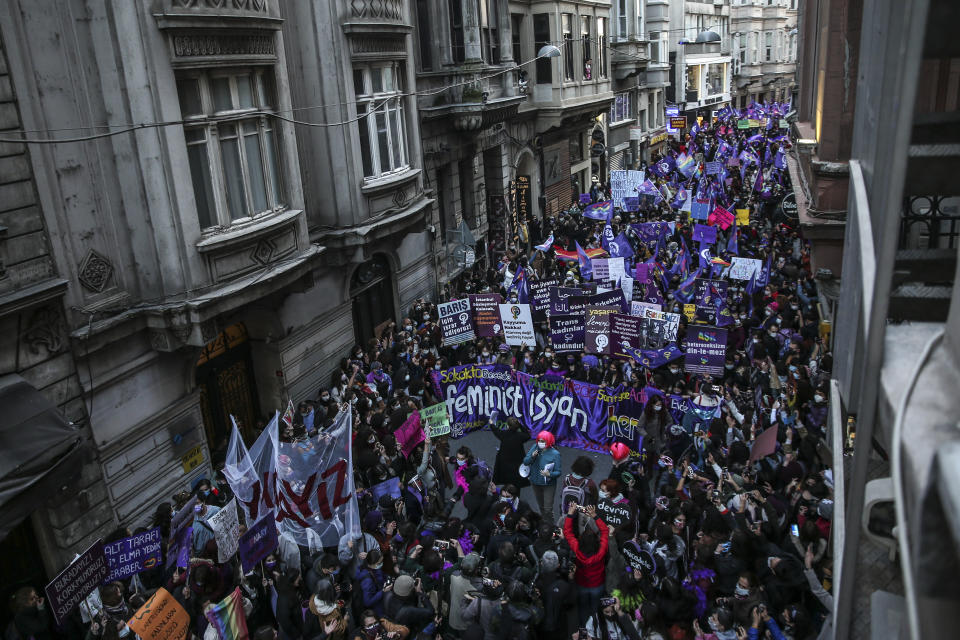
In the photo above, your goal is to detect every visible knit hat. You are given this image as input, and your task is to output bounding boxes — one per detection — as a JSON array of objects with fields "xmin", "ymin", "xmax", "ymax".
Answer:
[{"xmin": 393, "ymin": 574, "xmax": 415, "ymax": 598}]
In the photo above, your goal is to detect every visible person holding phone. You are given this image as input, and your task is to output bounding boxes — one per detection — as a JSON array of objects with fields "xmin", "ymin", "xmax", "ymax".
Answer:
[
  {"xmin": 580, "ymin": 596, "xmax": 639, "ymax": 640},
  {"xmin": 564, "ymin": 502, "xmax": 610, "ymax": 625}
]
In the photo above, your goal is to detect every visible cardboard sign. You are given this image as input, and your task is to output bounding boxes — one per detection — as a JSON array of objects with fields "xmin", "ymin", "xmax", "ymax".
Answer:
[
  {"xmin": 238, "ymin": 513, "xmax": 279, "ymax": 573},
  {"xmin": 750, "ymin": 425, "xmax": 780, "ymax": 462},
  {"xmin": 438, "ymin": 298, "xmax": 476, "ymax": 346},
  {"xmin": 127, "ymin": 588, "xmax": 191, "ymax": 640},
  {"xmin": 499, "ymin": 303, "xmax": 536, "ymax": 347},
  {"xmin": 729, "ymin": 257, "xmax": 762, "ymax": 280},
  {"xmin": 103, "ymin": 528, "xmax": 163, "ymax": 583},
  {"xmin": 208, "ymin": 498, "xmax": 241, "ymax": 564},
  {"xmin": 420, "ymin": 402, "xmax": 452, "ymax": 438},
  {"xmin": 469, "ymin": 294, "xmax": 503, "ymax": 337},
  {"xmin": 735, "ymin": 208, "xmax": 750, "ymax": 225},
  {"xmin": 709, "ymin": 206, "xmax": 735, "ymax": 230},
  {"xmin": 593, "ymin": 258, "xmax": 610, "ymax": 281},
  {"xmin": 550, "ymin": 314, "xmax": 586, "ymax": 353},
  {"xmin": 45, "ymin": 539, "xmax": 109, "ymax": 626},
  {"xmin": 683, "ymin": 304, "xmax": 696, "ymax": 321},
  {"xmin": 597, "ymin": 499, "xmax": 632, "ymax": 528},
  {"xmin": 631, "ymin": 301, "xmax": 661, "ymax": 316}
]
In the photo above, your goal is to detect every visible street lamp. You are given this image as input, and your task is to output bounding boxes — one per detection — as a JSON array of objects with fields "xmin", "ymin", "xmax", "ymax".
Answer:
[{"xmin": 538, "ymin": 44, "xmax": 562, "ymax": 58}]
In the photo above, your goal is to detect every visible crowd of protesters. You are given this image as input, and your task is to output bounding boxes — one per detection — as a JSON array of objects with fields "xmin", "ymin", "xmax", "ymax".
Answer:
[{"xmin": 7, "ymin": 104, "xmax": 836, "ymax": 640}]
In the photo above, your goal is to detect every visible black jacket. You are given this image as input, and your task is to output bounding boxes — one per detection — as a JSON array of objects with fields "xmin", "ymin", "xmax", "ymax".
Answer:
[{"xmin": 492, "ymin": 426, "xmax": 532, "ymax": 488}]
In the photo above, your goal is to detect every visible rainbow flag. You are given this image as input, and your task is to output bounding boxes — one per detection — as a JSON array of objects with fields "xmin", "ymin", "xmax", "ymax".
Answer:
[
  {"xmin": 552, "ymin": 246, "xmax": 607, "ymax": 261},
  {"xmin": 204, "ymin": 587, "xmax": 249, "ymax": 640},
  {"xmin": 582, "ymin": 200, "xmax": 613, "ymax": 222},
  {"xmin": 710, "ymin": 257, "xmax": 731, "ymax": 266}
]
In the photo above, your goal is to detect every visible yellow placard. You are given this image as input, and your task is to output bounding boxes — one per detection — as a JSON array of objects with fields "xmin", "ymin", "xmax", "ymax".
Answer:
[
  {"xmin": 128, "ymin": 588, "xmax": 190, "ymax": 640},
  {"xmin": 683, "ymin": 304, "xmax": 696, "ymax": 322},
  {"xmin": 181, "ymin": 445, "xmax": 204, "ymax": 474},
  {"xmin": 735, "ymin": 208, "xmax": 750, "ymax": 225}
]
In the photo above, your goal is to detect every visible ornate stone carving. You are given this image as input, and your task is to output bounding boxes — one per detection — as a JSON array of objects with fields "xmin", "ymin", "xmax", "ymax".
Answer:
[
  {"xmin": 350, "ymin": 37, "xmax": 406, "ymax": 56},
  {"xmin": 250, "ymin": 238, "xmax": 276, "ymax": 266},
  {"xmin": 150, "ymin": 330, "xmax": 172, "ymax": 352},
  {"xmin": 349, "ymin": 0, "xmax": 404, "ymax": 20},
  {"xmin": 77, "ymin": 249, "xmax": 114, "ymax": 293},
  {"xmin": 171, "ymin": 0, "xmax": 269, "ymax": 12},
  {"xmin": 172, "ymin": 34, "xmax": 275, "ymax": 58},
  {"xmin": 392, "ymin": 187, "xmax": 408, "ymax": 208},
  {"xmin": 24, "ymin": 305, "xmax": 64, "ymax": 355}
]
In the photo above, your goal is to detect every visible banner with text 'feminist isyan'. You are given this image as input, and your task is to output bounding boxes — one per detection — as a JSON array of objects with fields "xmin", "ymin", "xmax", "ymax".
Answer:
[
  {"xmin": 223, "ymin": 411, "xmax": 360, "ymax": 551},
  {"xmin": 431, "ymin": 364, "xmax": 649, "ymax": 454}
]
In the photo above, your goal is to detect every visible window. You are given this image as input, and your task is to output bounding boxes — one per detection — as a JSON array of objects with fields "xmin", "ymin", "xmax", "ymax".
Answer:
[
  {"xmin": 581, "ymin": 15, "xmax": 592, "ymax": 79},
  {"xmin": 597, "ymin": 18, "xmax": 607, "ymax": 78},
  {"xmin": 353, "ymin": 63, "xmax": 409, "ymax": 180},
  {"xmin": 177, "ymin": 69, "xmax": 284, "ymax": 230},
  {"xmin": 415, "ymin": 0, "xmax": 433, "ymax": 70},
  {"xmin": 649, "ymin": 31, "xmax": 660, "ymax": 62},
  {"xmin": 449, "ymin": 0, "xmax": 465, "ymax": 64},
  {"xmin": 534, "ymin": 13, "xmax": 552, "ymax": 84},
  {"xmin": 685, "ymin": 65, "xmax": 700, "ymax": 102},
  {"xmin": 480, "ymin": 0, "xmax": 499, "ymax": 64},
  {"xmin": 751, "ymin": 32, "xmax": 759, "ymax": 63},
  {"xmin": 765, "ymin": 32, "xmax": 772, "ymax": 62},
  {"xmin": 610, "ymin": 91, "xmax": 633, "ymax": 124},
  {"xmin": 706, "ymin": 63, "xmax": 725, "ymax": 97},
  {"xmin": 512, "ymin": 14, "xmax": 523, "ymax": 64},
  {"xmin": 617, "ymin": 0, "xmax": 628, "ymax": 38},
  {"xmin": 562, "ymin": 14, "xmax": 574, "ymax": 81},
  {"xmin": 638, "ymin": 108, "xmax": 647, "ymax": 131}
]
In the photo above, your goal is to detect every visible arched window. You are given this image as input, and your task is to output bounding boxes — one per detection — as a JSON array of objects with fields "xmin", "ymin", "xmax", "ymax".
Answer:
[{"xmin": 350, "ymin": 255, "xmax": 396, "ymax": 346}]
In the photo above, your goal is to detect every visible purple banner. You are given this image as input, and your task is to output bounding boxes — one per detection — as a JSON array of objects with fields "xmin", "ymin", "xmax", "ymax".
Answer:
[
  {"xmin": 238, "ymin": 513, "xmax": 279, "ymax": 573},
  {"xmin": 684, "ymin": 327, "xmax": 728, "ymax": 375},
  {"xmin": 550, "ymin": 314, "xmax": 586, "ymax": 352},
  {"xmin": 45, "ymin": 539, "xmax": 109, "ymax": 627},
  {"xmin": 431, "ymin": 364, "xmax": 649, "ymax": 454},
  {"xmin": 103, "ymin": 528, "xmax": 163, "ymax": 583}
]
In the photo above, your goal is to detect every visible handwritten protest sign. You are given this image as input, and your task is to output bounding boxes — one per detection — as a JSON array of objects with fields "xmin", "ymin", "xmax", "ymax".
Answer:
[
  {"xmin": 420, "ymin": 402, "xmax": 452, "ymax": 438},
  {"xmin": 45, "ymin": 539, "xmax": 109, "ymax": 626},
  {"xmin": 597, "ymin": 499, "xmax": 632, "ymax": 528},
  {"xmin": 208, "ymin": 498, "xmax": 240, "ymax": 564},
  {"xmin": 729, "ymin": 257, "xmax": 762, "ymax": 280},
  {"xmin": 103, "ymin": 528, "xmax": 163, "ymax": 582},
  {"xmin": 127, "ymin": 588, "xmax": 190, "ymax": 640}
]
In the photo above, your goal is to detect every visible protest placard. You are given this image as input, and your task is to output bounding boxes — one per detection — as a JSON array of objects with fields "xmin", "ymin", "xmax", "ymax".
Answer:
[
  {"xmin": 608, "ymin": 257, "xmax": 626, "ymax": 283},
  {"xmin": 620, "ymin": 275, "xmax": 634, "ymax": 303},
  {"xmin": 420, "ymin": 402, "xmax": 452, "ymax": 438},
  {"xmin": 735, "ymin": 208, "xmax": 750, "ymax": 225},
  {"xmin": 683, "ymin": 304, "xmax": 696, "ymax": 321},
  {"xmin": 750, "ymin": 425, "xmax": 781, "ymax": 462},
  {"xmin": 621, "ymin": 540, "xmax": 657, "ymax": 574},
  {"xmin": 238, "ymin": 513, "xmax": 279, "ymax": 573},
  {"xmin": 549, "ymin": 286, "xmax": 580, "ymax": 316},
  {"xmin": 208, "ymin": 498, "xmax": 240, "ymax": 564},
  {"xmin": 370, "ymin": 477, "xmax": 403, "ymax": 503},
  {"xmin": 528, "ymin": 279, "xmax": 559, "ymax": 318},
  {"xmin": 103, "ymin": 528, "xmax": 163, "ymax": 583},
  {"xmin": 550, "ymin": 314, "xmax": 586, "ymax": 353},
  {"xmin": 395, "ymin": 410, "xmax": 424, "ymax": 458},
  {"xmin": 45, "ymin": 539, "xmax": 109, "ymax": 626},
  {"xmin": 597, "ymin": 499, "xmax": 632, "ymax": 528},
  {"xmin": 728, "ymin": 257, "xmax": 762, "ymax": 280},
  {"xmin": 438, "ymin": 298, "xmax": 475, "ymax": 345},
  {"xmin": 684, "ymin": 327, "xmax": 728, "ymax": 375},
  {"xmin": 127, "ymin": 588, "xmax": 190, "ymax": 640},
  {"xmin": 631, "ymin": 301, "xmax": 661, "ymax": 316},
  {"xmin": 709, "ymin": 206, "xmax": 735, "ymax": 230},
  {"xmin": 592, "ymin": 258, "xmax": 609, "ymax": 281},
  {"xmin": 499, "ymin": 303, "xmax": 535, "ymax": 347},
  {"xmin": 611, "ymin": 313, "xmax": 644, "ymax": 357},
  {"xmin": 692, "ymin": 224, "xmax": 717, "ymax": 245},
  {"xmin": 585, "ymin": 306, "xmax": 619, "ymax": 355},
  {"xmin": 469, "ymin": 294, "xmax": 503, "ymax": 337},
  {"xmin": 694, "ymin": 279, "xmax": 729, "ymax": 325}
]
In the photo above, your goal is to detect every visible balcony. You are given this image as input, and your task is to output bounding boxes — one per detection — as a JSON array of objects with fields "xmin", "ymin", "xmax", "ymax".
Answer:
[
  {"xmin": 610, "ymin": 38, "xmax": 649, "ymax": 81},
  {"xmin": 417, "ymin": 68, "xmax": 525, "ymax": 132},
  {"xmin": 731, "ymin": 4, "xmax": 763, "ymax": 21}
]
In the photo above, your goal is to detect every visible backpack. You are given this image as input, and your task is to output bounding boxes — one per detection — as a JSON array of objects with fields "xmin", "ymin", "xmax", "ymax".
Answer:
[{"xmin": 560, "ymin": 474, "xmax": 587, "ymax": 513}]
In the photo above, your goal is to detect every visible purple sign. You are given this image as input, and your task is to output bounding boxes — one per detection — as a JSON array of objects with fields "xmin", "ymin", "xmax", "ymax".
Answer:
[
  {"xmin": 550, "ymin": 314, "xmax": 586, "ymax": 353},
  {"xmin": 694, "ymin": 279, "xmax": 729, "ymax": 325},
  {"xmin": 692, "ymin": 224, "xmax": 717, "ymax": 245},
  {"xmin": 549, "ymin": 286, "xmax": 581, "ymax": 316},
  {"xmin": 238, "ymin": 513, "xmax": 280, "ymax": 573},
  {"xmin": 529, "ymin": 278, "xmax": 560, "ymax": 319},
  {"xmin": 370, "ymin": 476, "xmax": 402, "ymax": 502},
  {"xmin": 705, "ymin": 161, "xmax": 722, "ymax": 175},
  {"xmin": 623, "ymin": 196, "xmax": 640, "ymax": 211},
  {"xmin": 103, "ymin": 527, "xmax": 163, "ymax": 583},
  {"xmin": 587, "ymin": 289, "xmax": 628, "ymax": 313},
  {"xmin": 432, "ymin": 364, "xmax": 648, "ymax": 454},
  {"xmin": 585, "ymin": 306, "xmax": 619, "ymax": 355},
  {"xmin": 45, "ymin": 539, "xmax": 109, "ymax": 626},
  {"xmin": 470, "ymin": 294, "xmax": 503, "ymax": 338},
  {"xmin": 580, "ymin": 193, "xmax": 592, "ymax": 205},
  {"xmin": 684, "ymin": 327, "xmax": 728, "ymax": 375},
  {"xmin": 610, "ymin": 313, "xmax": 644, "ymax": 357}
]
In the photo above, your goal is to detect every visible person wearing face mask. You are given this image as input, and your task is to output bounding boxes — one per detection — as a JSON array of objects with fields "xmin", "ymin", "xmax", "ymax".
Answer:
[
  {"xmin": 583, "ymin": 596, "xmax": 640, "ymax": 640},
  {"xmin": 356, "ymin": 548, "xmax": 389, "ymax": 617},
  {"xmin": 692, "ymin": 607, "xmax": 737, "ymax": 640},
  {"xmin": 720, "ymin": 572, "xmax": 764, "ymax": 627},
  {"xmin": 522, "ymin": 431, "xmax": 562, "ymax": 526}
]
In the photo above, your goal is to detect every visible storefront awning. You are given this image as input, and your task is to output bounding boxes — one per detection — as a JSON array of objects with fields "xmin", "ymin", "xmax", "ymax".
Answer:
[{"xmin": 0, "ymin": 375, "xmax": 83, "ymax": 541}]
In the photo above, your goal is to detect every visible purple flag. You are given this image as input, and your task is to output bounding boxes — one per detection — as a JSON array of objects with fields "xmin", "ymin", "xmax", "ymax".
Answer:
[{"xmin": 609, "ymin": 232, "xmax": 635, "ymax": 259}]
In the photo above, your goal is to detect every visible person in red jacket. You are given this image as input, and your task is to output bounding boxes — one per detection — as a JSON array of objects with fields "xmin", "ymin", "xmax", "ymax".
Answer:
[{"xmin": 564, "ymin": 501, "xmax": 610, "ymax": 625}]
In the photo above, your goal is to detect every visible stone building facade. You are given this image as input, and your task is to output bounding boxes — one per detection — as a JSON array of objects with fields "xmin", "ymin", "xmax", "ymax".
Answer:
[{"xmin": 729, "ymin": 0, "xmax": 798, "ymax": 108}]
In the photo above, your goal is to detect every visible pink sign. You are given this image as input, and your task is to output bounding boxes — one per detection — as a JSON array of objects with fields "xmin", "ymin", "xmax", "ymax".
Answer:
[
  {"xmin": 396, "ymin": 411, "xmax": 425, "ymax": 458},
  {"xmin": 708, "ymin": 206, "xmax": 735, "ymax": 230}
]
